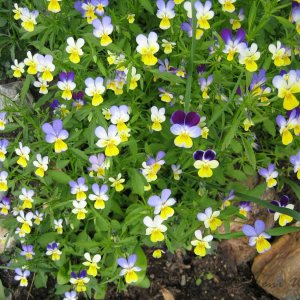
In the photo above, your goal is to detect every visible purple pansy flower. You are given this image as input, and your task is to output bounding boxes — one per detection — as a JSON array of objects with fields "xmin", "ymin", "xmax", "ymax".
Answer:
[
  {"xmin": 0, "ymin": 139, "xmax": 9, "ymax": 162},
  {"xmin": 117, "ymin": 254, "xmax": 142, "ymax": 284},
  {"xmin": 193, "ymin": 149, "xmax": 219, "ymax": 178},
  {"xmin": 20, "ymin": 245, "xmax": 35, "ymax": 260},
  {"xmin": 42, "ymin": 119, "xmax": 69, "ymax": 153},
  {"xmin": 242, "ymin": 220, "xmax": 271, "ymax": 253},
  {"xmin": 69, "ymin": 177, "xmax": 88, "ymax": 201},
  {"xmin": 258, "ymin": 164, "xmax": 278, "ymax": 188},
  {"xmin": 239, "ymin": 201, "xmax": 251, "ymax": 217},
  {"xmin": 88, "ymin": 153, "xmax": 106, "ymax": 178},
  {"xmin": 170, "ymin": 111, "xmax": 201, "ymax": 148},
  {"xmin": 57, "ymin": 72, "xmax": 76, "ymax": 100},
  {"xmin": 269, "ymin": 195, "xmax": 294, "ymax": 226},
  {"xmin": 290, "ymin": 150, "xmax": 300, "ymax": 179}
]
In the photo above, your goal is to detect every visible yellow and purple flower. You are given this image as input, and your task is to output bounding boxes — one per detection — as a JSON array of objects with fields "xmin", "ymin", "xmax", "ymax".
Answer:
[
  {"xmin": 220, "ymin": 28, "xmax": 246, "ymax": 61},
  {"xmin": 156, "ymin": 0, "xmax": 176, "ymax": 30},
  {"xmin": 36, "ymin": 54, "xmax": 55, "ymax": 82},
  {"xmin": 191, "ymin": 230, "xmax": 213, "ymax": 257},
  {"xmin": 19, "ymin": 188, "xmax": 34, "ymax": 210},
  {"xmin": 0, "ymin": 171, "xmax": 8, "ymax": 192},
  {"xmin": 15, "ymin": 142, "xmax": 30, "ymax": 168},
  {"xmin": 221, "ymin": 190, "xmax": 235, "ymax": 208},
  {"xmin": 197, "ymin": 207, "xmax": 222, "ymax": 231},
  {"xmin": 92, "ymin": 16, "xmax": 113, "ymax": 46},
  {"xmin": 276, "ymin": 109, "xmax": 298, "ymax": 145},
  {"xmin": 0, "ymin": 139, "xmax": 8, "ymax": 162},
  {"xmin": 117, "ymin": 254, "xmax": 142, "ymax": 284},
  {"xmin": 148, "ymin": 189, "xmax": 176, "ymax": 220},
  {"xmin": 171, "ymin": 164, "xmax": 182, "ymax": 180},
  {"xmin": 242, "ymin": 220, "xmax": 271, "ymax": 253},
  {"xmin": 83, "ymin": 252, "xmax": 101, "ymax": 277},
  {"xmin": 69, "ymin": 177, "xmax": 88, "ymax": 201},
  {"xmin": 193, "ymin": 149, "xmax": 219, "ymax": 178},
  {"xmin": 151, "ymin": 106, "xmax": 166, "ymax": 131},
  {"xmin": 85, "ymin": 76, "xmax": 106, "ymax": 106},
  {"xmin": 88, "ymin": 183, "xmax": 109, "ymax": 209},
  {"xmin": 0, "ymin": 196, "xmax": 10, "ymax": 215},
  {"xmin": 239, "ymin": 202, "xmax": 252, "ymax": 217},
  {"xmin": 230, "ymin": 9, "xmax": 244, "ymax": 30},
  {"xmin": 181, "ymin": 19, "xmax": 204, "ymax": 40},
  {"xmin": 46, "ymin": 242, "xmax": 62, "ymax": 261},
  {"xmin": 0, "ymin": 112, "xmax": 7, "ymax": 131},
  {"xmin": 269, "ymin": 195, "xmax": 294, "ymax": 227},
  {"xmin": 42, "ymin": 119, "xmax": 69, "ymax": 153},
  {"xmin": 170, "ymin": 110, "xmax": 201, "ymax": 148},
  {"xmin": 290, "ymin": 150, "xmax": 300, "ymax": 180},
  {"xmin": 66, "ymin": 37, "xmax": 85, "ymax": 64},
  {"xmin": 136, "ymin": 32, "xmax": 159, "ymax": 66},
  {"xmin": 57, "ymin": 72, "xmax": 76, "ymax": 100},
  {"xmin": 218, "ymin": 0, "xmax": 236, "ymax": 13},
  {"xmin": 14, "ymin": 268, "xmax": 30, "ymax": 287},
  {"xmin": 20, "ymin": 245, "xmax": 35, "ymax": 260},
  {"xmin": 48, "ymin": 0, "xmax": 62, "ymax": 13},
  {"xmin": 238, "ymin": 43, "xmax": 261, "ymax": 72},
  {"xmin": 199, "ymin": 75, "xmax": 213, "ymax": 99},
  {"xmin": 88, "ymin": 153, "xmax": 107, "ymax": 178},
  {"xmin": 70, "ymin": 270, "xmax": 90, "ymax": 292},
  {"xmin": 258, "ymin": 164, "xmax": 278, "ymax": 188},
  {"xmin": 143, "ymin": 215, "xmax": 168, "ymax": 242}
]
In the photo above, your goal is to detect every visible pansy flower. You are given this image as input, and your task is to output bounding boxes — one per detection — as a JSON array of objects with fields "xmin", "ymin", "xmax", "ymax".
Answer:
[
  {"xmin": 110, "ymin": 105, "xmax": 130, "ymax": 131},
  {"xmin": 13, "ymin": 4, "xmax": 23, "ymax": 20},
  {"xmin": 33, "ymin": 154, "xmax": 49, "ymax": 177},
  {"xmin": 143, "ymin": 215, "xmax": 167, "ymax": 242},
  {"xmin": 14, "ymin": 268, "xmax": 30, "ymax": 287},
  {"xmin": 272, "ymin": 70, "xmax": 300, "ymax": 110},
  {"xmin": 148, "ymin": 189, "xmax": 176, "ymax": 220},
  {"xmin": 66, "ymin": 37, "xmax": 85, "ymax": 64},
  {"xmin": 19, "ymin": 188, "xmax": 34, "ymax": 210},
  {"xmin": 85, "ymin": 76, "xmax": 106, "ymax": 106},
  {"xmin": 0, "ymin": 171, "xmax": 8, "ymax": 192},
  {"xmin": 24, "ymin": 51, "xmax": 38, "ymax": 75},
  {"xmin": 239, "ymin": 202, "xmax": 252, "ymax": 217},
  {"xmin": 290, "ymin": 150, "xmax": 300, "ymax": 180},
  {"xmin": 218, "ymin": 0, "xmax": 236, "ymax": 13},
  {"xmin": 124, "ymin": 67, "xmax": 141, "ymax": 90},
  {"xmin": 170, "ymin": 110, "xmax": 201, "ymax": 148},
  {"xmin": 64, "ymin": 291, "xmax": 77, "ymax": 300},
  {"xmin": 243, "ymin": 117, "xmax": 254, "ymax": 131},
  {"xmin": 16, "ymin": 211, "xmax": 33, "ymax": 235},
  {"xmin": 193, "ymin": 149, "xmax": 219, "ymax": 178},
  {"xmin": 92, "ymin": 0, "xmax": 109, "ymax": 16},
  {"xmin": 69, "ymin": 177, "xmax": 88, "ymax": 201},
  {"xmin": 242, "ymin": 220, "xmax": 271, "ymax": 253},
  {"xmin": 250, "ymin": 69, "xmax": 271, "ymax": 104},
  {"xmin": 54, "ymin": 218, "xmax": 63, "ymax": 234},
  {"xmin": 156, "ymin": 0, "xmax": 176, "ymax": 30},
  {"xmin": 117, "ymin": 254, "xmax": 142, "ymax": 284},
  {"xmin": 72, "ymin": 91, "xmax": 86, "ymax": 110},
  {"xmin": 220, "ymin": 28, "xmax": 246, "ymax": 61},
  {"xmin": 136, "ymin": 32, "xmax": 159, "ymax": 66},
  {"xmin": 276, "ymin": 109, "xmax": 297, "ymax": 145},
  {"xmin": 191, "ymin": 230, "xmax": 213, "ymax": 257},
  {"xmin": 197, "ymin": 207, "xmax": 222, "ymax": 231},
  {"xmin": 171, "ymin": 164, "xmax": 182, "ymax": 180},
  {"xmin": 33, "ymin": 210, "xmax": 44, "ymax": 225},
  {"xmin": 0, "ymin": 112, "xmax": 7, "ymax": 131},
  {"xmin": 42, "ymin": 119, "xmax": 69, "ymax": 153},
  {"xmin": 88, "ymin": 154, "xmax": 107, "ymax": 178},
  {"xmin": 33, "ymin": 77, "xmax": 49, "ymax": 94},
  {"xmin": 83, "ymin": 253, "xmax": 101, "ymax": 277},
  {"xmin": 269, "ymin": 41, "xmax": 291, "ymax": 67},
  {"xmin": 48, "ymin": 0, "xmax": 62, "ymax": 13},
  {"xmin": 88, "ymin": 183, "xmax": 109, "ymax": 209},
  {"xmin": 20, "ymin": 245, "xmax": 35, "ymax": 260},
  {"xmin": 258, "ymin": 164, "xmax": 278, "ymax": 188},
  {"xmin": 95, "ymin": 125, "xmax": 121, "ymax": 156},
  {"xmin": 72, "ymin": 200, "xmax": 88, "ymax": 220},
  {"xmin": 269, "ymin": 195, "xmax": 294, "ymax": 227},
  {"xmin": 20, "ymin": 8, "xmax": 39, "ymax": 32},
  {"xmin": 199, "ymin": 75, "xmax": 213, "ymax": 99},
  {"xmin": 79, "ymin": 1, "xmax": 97, "ymax": 23},
  {"xmin": 151, "ymin": 106, "xmax": 166, "ymax": 131},
  {"xmin": 109, "ymin": 173, "xmax": 125, "ymax": 192},
  {"xmin": 127, "ymin": 13, "xmax": 135, "ymax": 23},
  {"xmin": 15, "ymin": 142, "xmax": 30, "ymax": 168},
  {"xmin": 57, "ymin": 72, "xmax": 76, "ymax": 100},
  {"xmin": 36, "ymin": 54, "xmax": 55, "ymax": 82},
  {"xmin": 0, "ymin": 196, "xmax": 10, "ymax": 215},
  {"xmin": 184, "ymin": 1, "xmax": 214, "ymax": 30},
  {"xmin": 70, "ymin": 270, "xmax": 90, "ymax": 292},
  {"xmin": 141, "ymin": 151, "xmax": 165, "ymax": 182},
  {"xmin": 238, "ymin": 43, "xmax": 261, "ymax": 72},
  {"xmin": 92, "ymin": 16, "xmax": 113, "ymax": 46},
  {"xmin": 292, "ymin": 6, "xmax": 300, "ymax": 33},
  {"xmin": 222, "ymin": 190, "xmax": 235, "ymax": 208},
  {"xmin": 158, "ymin": 88, "xmax": 174, "ymax": 103},
  {"xmin": 230, "ymin": 9, "xmax": 244, "ymax": 30},
  {"xmin": 11, "ymin": 59, "xmax": 25, "ymax": 78},
  {"xmin": 162, "ymin": 39, "xmax": 176, "ymax": 54}
]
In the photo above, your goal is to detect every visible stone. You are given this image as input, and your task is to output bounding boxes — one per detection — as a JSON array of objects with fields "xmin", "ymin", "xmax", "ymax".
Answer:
[
  {"xmin": 252, "ymin": 231, "xmax": 300, "ymax": 300},
  {"xmin": 0, "ymin": 226, "xmax": 15, "ymax": 254}
]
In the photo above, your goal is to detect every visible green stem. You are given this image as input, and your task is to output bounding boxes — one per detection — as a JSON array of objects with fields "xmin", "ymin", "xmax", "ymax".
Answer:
[{"xmin": 184, "ymin": 0, "xmax": 197, "ymax": 112}]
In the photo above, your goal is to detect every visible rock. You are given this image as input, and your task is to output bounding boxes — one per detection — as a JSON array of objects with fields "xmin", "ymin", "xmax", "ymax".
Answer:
[
  {"xmin": 218, "ymin": 187, "xmax": 276, "ymax": 267},
  {"xmin": 0, "ymin": 226, "xmax": 15, "ymax": 254},
  {"xmin": 252, "ymin": 231, "xmax": 300, "ymax": 300}
]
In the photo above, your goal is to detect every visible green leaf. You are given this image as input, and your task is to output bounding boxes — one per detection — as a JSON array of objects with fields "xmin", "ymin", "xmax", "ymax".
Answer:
[
  {"xmin": 242, "ymin": 138, "xmax": 256, "ymax": 170},
  {"xmin": 69, "ymin": 148, "xmax": 89, "ymax": 162},
  {"xmin": 128, "ymin": 168, "xmax": 147, "ymax": 196},
  {"xmin": 273, "ymin": 16, "xmax": 296, "ymax": 30},
  {"xmin": 57, "ymin": 263, "xmax": 71, "ymax": 285},
  {"xmin": 282, "ymin": 178, "xmax": 300, "ymax": 200},
  {"xmin": 0, "ymin": 279, "xmax": 5, "ymax": 300},
  {"xmin": 263, "ymin": 119, "xmax": 275, "ymax": 137},
  {"xmin": 221, "ymin": 111, "xmax": 242, "ymax": 150},
  {"xmin": 148, "ymin": 69, "xmax": 185, "ymax": 84},
  {"xmin": 267, "ymin": 226, "xmax": 300, "ymax": 236},
  {"xmin": 47, "ymin": 170, "xmax": 72, "ymax": 184},
  {"xmin": 139, "ymin": 0, "xmax": 154, "ymax": 14},
  {"xmin": 248, "ymin": 1, "xmax": 258, "ymax": 33},
  {"xmin": 21, "ymin": 75, "xmax": 32, "ymax": 102},
  {"xmin": 34, "ymin": 271, "xmax": 48, "ymax": 288}
]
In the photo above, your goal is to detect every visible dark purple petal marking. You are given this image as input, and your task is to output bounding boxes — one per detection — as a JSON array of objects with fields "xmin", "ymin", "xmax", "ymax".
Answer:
[
  {"xmin": 185, "ymin": 112, "xmax": 200, "ymax": 127},
  {"xmin": 171, "ymin": 110, "xmax": 186, "ymax": 125},
  {"xmin": 193, "ymin": 150, "xmax": 204, "ymax": 161},
  {"xmin": 204, "ymin": 149, "xmax": 216, "ymax": 161}
]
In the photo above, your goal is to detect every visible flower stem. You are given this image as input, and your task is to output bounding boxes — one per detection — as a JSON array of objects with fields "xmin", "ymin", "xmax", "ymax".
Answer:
[{"xmin": 184, "ymin": 0, "xmax": 197, "ymax": 112}]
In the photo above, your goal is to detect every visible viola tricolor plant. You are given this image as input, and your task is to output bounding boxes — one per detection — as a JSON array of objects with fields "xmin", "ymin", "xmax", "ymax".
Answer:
[{"xmin": 0, "ymin": 0, "xmax": 300, "ymax": 298}]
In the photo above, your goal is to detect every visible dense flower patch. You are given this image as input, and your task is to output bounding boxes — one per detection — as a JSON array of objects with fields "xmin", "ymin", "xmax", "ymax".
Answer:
[{"xmin": 0, "ymin": 0, "xmax": 300, "ymax": 299}]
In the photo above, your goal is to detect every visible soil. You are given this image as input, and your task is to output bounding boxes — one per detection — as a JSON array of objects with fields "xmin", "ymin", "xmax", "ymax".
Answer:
[{"xmin": 0, "ymin": 247, "xmax": 276, "ymax": 300}]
